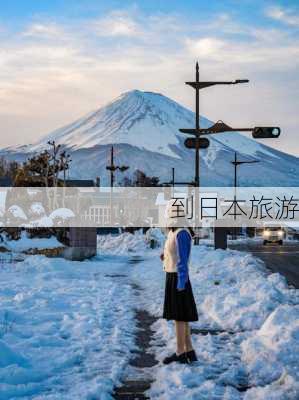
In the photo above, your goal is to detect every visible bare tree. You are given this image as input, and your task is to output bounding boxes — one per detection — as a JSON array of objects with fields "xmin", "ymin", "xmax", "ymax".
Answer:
[{"xmin": 13, "ymin": 141, "xmax": 71, "ymax": 188}]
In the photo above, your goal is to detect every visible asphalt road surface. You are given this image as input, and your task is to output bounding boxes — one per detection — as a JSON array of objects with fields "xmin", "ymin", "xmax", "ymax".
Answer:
[{"xmin": 228, "ymin": 240, "xmax": 299, "ymax": 289}]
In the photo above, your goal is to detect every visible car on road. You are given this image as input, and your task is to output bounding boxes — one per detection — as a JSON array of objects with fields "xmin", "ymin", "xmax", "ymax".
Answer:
[{"xmin": 262, "ymin": 225, "xmax": 285, "ymax": 245}]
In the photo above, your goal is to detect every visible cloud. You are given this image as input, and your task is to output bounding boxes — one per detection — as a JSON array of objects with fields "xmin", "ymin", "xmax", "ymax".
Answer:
[
  {"xmin": 186, "ymin": 37, "xmax": 226, "ymax": 58},
  {"xmin": 0, "ymin": 8, "xmax": 298, "ymax": 156},
  {"xmin": 185, "ymin": 34, "xmax": 299, "ymax": 71},
  {"xmin": 22, "ymin": 22, "xmax": 65, "ymax": 39},
  {"xmin": 91, "ymin": 11, "xmax": 141, "ymax": 37},
  {"xmin": 266, "ymin": 6, "xmax": 299, "ymax": 27}
]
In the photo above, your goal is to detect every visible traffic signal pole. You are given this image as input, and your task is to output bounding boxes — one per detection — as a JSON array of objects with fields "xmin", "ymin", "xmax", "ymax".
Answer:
[
  {"xmin": 195, "ymin": 63, "xmax": 200, "ymax": 188},
  {"xmin": 181, "ymin": 63, "xmax": 250, "ymax": 245},
  {"xmin": 180, "ymin": 62, "xmax": 280, "ymax": 248},
  {"xmin": 194, "ymin": 64, "xmax": 200, "ymax": 244}
]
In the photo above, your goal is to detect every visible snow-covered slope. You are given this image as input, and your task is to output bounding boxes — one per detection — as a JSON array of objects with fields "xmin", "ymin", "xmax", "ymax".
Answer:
[
  {"xmin": 1, "ymin": 90, "xmax": 298, "ymax": 186},
  {"xmin": 31, "ymin": 90, "xmax": 206, "ymax": 158}
]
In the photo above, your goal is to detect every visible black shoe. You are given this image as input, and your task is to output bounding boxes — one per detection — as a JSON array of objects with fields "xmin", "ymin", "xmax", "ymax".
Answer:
[
  {"xmin": 163, "ymin": 352, "xmax": 188, "ymax": 365},
  {"xmin": 186, "ymin": 350, "xmax": 197, "ymax": 363}
]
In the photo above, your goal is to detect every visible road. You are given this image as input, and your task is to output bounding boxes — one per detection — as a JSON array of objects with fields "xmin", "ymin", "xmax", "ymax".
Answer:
[{"xmin": 228, "ymin": 241, "xmax": 299, "ymax": 288}]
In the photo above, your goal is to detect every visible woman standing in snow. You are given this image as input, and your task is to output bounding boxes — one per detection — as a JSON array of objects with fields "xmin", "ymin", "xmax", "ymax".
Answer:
[{"xmin": 160, "ymin": 225, "xmax": 198, "ymax": 364}]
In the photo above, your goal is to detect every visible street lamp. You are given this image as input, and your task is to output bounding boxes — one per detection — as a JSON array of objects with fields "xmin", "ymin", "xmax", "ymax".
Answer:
[
  {"xmin": 231, "ymin": 151, "xmax": 260, "ymax": 189},
  {"xmin": 230, "ymin": 151, "xmax": 260, "ymax": 239},
  {"xmin": 180, "ymin": 63, "xmax": 249, "ymax": 244},
  {"xmin": 181, "ymin": 62, "xmax": 280, "ymax": 246}
]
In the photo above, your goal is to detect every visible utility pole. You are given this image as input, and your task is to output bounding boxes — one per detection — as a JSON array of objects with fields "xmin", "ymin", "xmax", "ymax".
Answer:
[
  {"xmin": 163, "ymin": 167, "xmax": 194, "ymax": 187},
  {"xmin": 172, "ymin": 167, "xmax": 175, "ymax": 190},
  {"xmin": 163, "ymin": 167, "xmax": 195, "ymax": 204},
  {"xmin": 170, "ymin": 167, "xmax": 175, "ymax": 198},
  {"xmin": 231, "ymin": 152, "xmax": 259, "ymax": 190},
  {"xmin": 181, "ymin": 62, "xmax": 280, "ymax": 248},
  {"xmin": 106, "ymin": 146, "xmax": 129, "ymax": 224},
  {"xmin": 230, "ymin": 152, "xmax": 259, "ymax": 239}
]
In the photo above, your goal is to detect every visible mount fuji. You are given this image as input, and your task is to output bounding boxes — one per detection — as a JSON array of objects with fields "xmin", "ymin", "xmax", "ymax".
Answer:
[{"xmin": 1, "ymin": 90, "xmax": 298, "ymax": 186}]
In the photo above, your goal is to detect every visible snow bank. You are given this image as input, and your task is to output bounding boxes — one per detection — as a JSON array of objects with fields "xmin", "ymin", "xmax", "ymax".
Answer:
[
  {"xmin": 145, "ymin": 227, "xmax": 165, "ymax": 247},
  {"xmin": 135, "ymin": 244, "xmax": 299, "ymax": 400},
  {"xmin": 241, "ymin": 305, "xmax": 299, "ymax": 399},
  {"xmin": 28, "ymin": 216, "xmax": 54, "ymax": 228},
  {"xmin": 2, "ymin": 205, "xmax": 75, "ymax": 228},
  {"xmin": 138, "ymin": 244, "xmax": 295, "ymax": 333},
  {"xmin": 191, "ymin": 246, "xmax": 290, "ymax": 331},
  {"xmin": 97, "ymin": 230, "xmax": 149, "ymax": 255},
  {"xmin": 4, "ymin": 231, "xmax": 63, "ymax": 252},
  {"xmin": 7, "ymin": 205, "xmax": 27, "ymax": 221},
  {"xmin": 49, "ymin": 208, "xmax": 75, "ymax": 220},
  {"xmin": 29, "ymin": 202, "xmax": 46, "ymax": 217}
]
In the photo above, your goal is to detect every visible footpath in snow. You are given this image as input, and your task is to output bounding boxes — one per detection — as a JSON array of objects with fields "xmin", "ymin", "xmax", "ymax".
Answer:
[{"xmin": 0, "ymin": 231, "xmax": 298, "ymax": 399}]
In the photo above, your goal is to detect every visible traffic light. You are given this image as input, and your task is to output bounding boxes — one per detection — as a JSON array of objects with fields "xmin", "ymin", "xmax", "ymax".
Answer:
[
  {"xmin": 252, "ymin": 127, "xmax": 280, "ymax": 139},
  {"xmin": 184, "ymin": 137, "xmax": 210, "ymax": 149}
]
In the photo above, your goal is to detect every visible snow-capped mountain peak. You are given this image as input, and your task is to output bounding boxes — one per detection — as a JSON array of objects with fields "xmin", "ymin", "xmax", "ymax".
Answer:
[
  {"xmin": 32, "ymin": 90, "xmax": 205, "ymax": 157},
  {"xmin": 1, "ymin": 90, "xmax": 298, "ymax": 186}
]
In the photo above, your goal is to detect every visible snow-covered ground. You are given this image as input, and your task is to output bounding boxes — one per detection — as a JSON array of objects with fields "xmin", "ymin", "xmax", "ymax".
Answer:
[
  {"xmin": 0, "ymin": 253, "xmax": 138, "ymax": 399},
  {"xmin": 0, "ymin": 231, "xmax": 298, "ymax": 399}
]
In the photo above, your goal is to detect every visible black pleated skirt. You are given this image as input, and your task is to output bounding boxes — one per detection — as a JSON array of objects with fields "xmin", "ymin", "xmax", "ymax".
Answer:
[{"xmin": 163, "ymin": 272, "xmax": 198, "ymax": 322}]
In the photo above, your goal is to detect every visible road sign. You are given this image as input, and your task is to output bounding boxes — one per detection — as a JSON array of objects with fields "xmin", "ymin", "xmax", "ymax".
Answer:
[
  {"xmin": 252, "ymin": 127, "xmax": 280, "ymax": 139},
  {"xmin": 184, "ymin": 137, "xmax": 210, "ymax": 149}
]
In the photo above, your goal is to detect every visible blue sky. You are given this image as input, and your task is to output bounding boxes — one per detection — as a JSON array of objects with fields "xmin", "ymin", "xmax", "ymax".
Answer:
[
  {"xmin": 0, "ymin": 0, "xmax": 298, "ymax": 155},
  {"xmin": 2, "ymin": 0, "xmax": 298, "ymax": 27}
]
